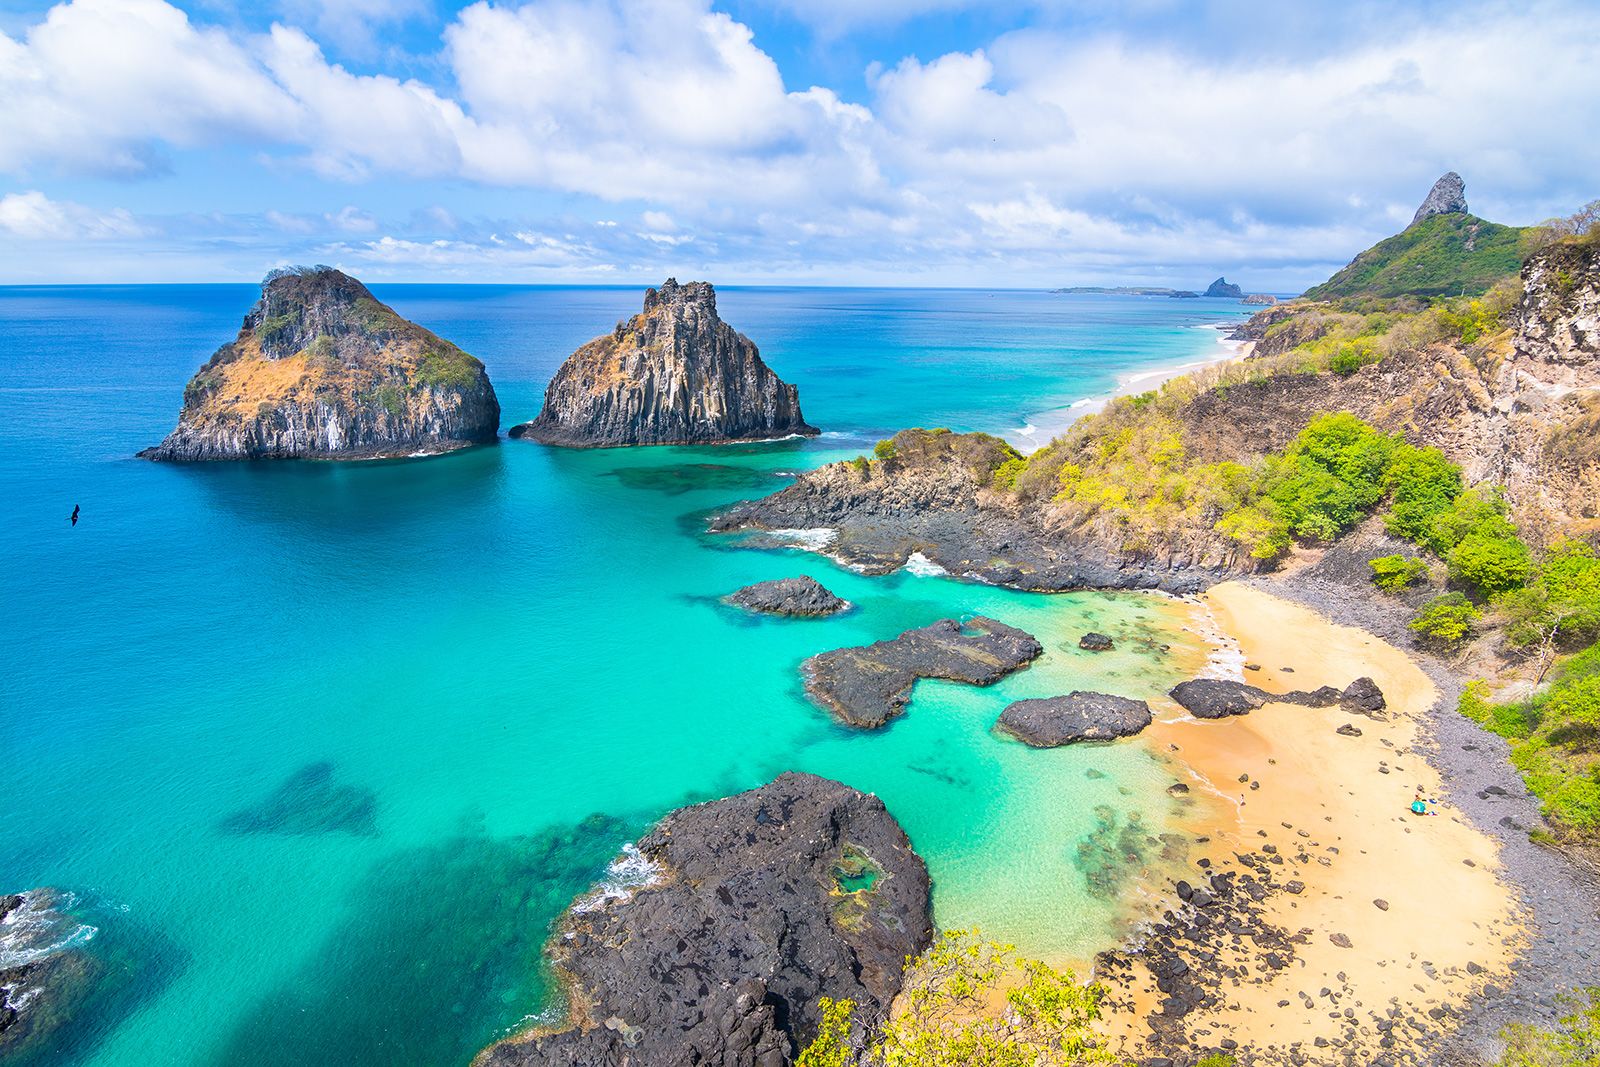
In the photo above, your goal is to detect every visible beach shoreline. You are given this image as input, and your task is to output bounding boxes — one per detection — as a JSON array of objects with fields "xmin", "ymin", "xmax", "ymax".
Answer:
[
  {"xmin": 1099, "ymin": 582, "xmax": 1526, "ymax": 1065},
  {"xmin": 1009, "ymin": 323, "xmax": 1248, "ymax": 453}
]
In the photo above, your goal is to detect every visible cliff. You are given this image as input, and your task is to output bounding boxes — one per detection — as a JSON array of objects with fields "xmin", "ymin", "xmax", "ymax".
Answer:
[
  {"xmin": 510, "ymin": 279, "xmax": 817, "ymax": 447},
  {"xmin": 477, "ymin": 772, "xmax": 931, "ymax": 1066},
  {"xmin": 141, "ymin": 267, "xmax": 499, "ymax": 461}
]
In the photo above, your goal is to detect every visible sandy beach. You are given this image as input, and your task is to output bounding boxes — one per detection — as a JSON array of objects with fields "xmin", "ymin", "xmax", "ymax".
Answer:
[{"xmin": 1101, "ymin": 583, "xmax": 1524, "ymax": 1064}]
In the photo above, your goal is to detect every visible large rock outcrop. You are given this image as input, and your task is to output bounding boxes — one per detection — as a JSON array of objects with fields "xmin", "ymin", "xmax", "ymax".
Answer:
[
  {"xmin": 1517, "ymin": 237, "xmax": 1600, "ymax": 374},
  {"xmin": 477, "ymin": 772, "xmax": 932, "ymax": 1067},
  {"xmin": 141, "ymin": 267, "xmax": 499, "ymax": 460},
  {"xmin": 512, "ymin": 280, "xmax": 817, "ymax": 448},
  {"xmin": 1411, "ymin": 171, "xmax": 1469, "ymax": 226},
  {"xmin": 996, "ymin": 692, "xmax": 1152, "ymax": 746},
  {"xmin": 803, "ymin": 617, "xmax": 1043, "ymax": 728},
  {"xmin": 1203, "ymin": 277, "xmax": 1244, "ymax": 299}
]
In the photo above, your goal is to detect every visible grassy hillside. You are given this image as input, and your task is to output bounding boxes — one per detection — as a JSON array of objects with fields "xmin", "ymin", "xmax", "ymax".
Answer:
[{"xmin": 1304, "ymin": 213, "xmax": 1533, "ymax": 300}]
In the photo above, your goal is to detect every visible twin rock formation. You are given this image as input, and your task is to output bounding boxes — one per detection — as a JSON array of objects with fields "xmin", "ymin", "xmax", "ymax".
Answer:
[{"xmin": 146, "ymin": 272, "xmax": 812, "ymax": 460}]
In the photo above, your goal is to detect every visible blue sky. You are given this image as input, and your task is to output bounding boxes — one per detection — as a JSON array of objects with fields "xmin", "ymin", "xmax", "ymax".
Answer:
[{"xmin": 1, "ymin": 0, "xmax": 1596, "ymax": 287}]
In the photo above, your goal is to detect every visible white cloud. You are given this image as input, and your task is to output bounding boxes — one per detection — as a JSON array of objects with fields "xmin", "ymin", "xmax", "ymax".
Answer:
[
  {"xmin": 0, "ymin": 190, "xmax": 151, "ymax": 238},
  {"xmin": 1, "ymin": 0, "xmax": 1598, "ymax": 283}
]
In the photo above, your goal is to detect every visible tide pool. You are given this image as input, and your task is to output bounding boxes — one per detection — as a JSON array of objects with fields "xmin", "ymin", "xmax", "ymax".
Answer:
[{"xmin": 0, "ymin": 285, "xmax": 1248, "ymax": 1066}]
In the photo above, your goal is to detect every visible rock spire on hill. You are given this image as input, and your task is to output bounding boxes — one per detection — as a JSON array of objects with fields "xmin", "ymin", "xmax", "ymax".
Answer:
[{"xmin": 1411, "ymin": 171, "xmax": 1469, "ymax": 226}]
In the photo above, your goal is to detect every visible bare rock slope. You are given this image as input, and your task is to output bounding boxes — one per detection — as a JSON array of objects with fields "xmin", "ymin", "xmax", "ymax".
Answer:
[{"xmin": 512, "ymin": 279, "xmax": 817, "ymax": 448}]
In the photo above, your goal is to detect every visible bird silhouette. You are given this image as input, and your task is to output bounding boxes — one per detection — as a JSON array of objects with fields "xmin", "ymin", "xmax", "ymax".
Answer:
[{"xmin": 70, "ymin": 504, "xmax": 80, "ymax": 527}]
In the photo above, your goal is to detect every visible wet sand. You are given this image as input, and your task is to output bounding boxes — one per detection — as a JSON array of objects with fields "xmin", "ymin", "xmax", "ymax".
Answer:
[{"xmin": 1102, "ymin": 583, "xmax": 1524, "ymax": 1063}]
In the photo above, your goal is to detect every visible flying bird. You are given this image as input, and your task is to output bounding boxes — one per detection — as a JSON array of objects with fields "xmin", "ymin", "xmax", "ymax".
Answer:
[{"xmin": 70, "ymin": 504, "xmax": 80, "ymax": 527}]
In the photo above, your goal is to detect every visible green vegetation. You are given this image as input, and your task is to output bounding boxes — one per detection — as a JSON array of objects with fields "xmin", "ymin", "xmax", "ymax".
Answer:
[
  {"xmin": 850, "ymin": 455, "xmax": 869, "ymax": 474},
  {"xmin": 874, "ymin": 439, "xmax": 899, "ymax": 462},
  {"xmin": 254, "ymin": 309, "xmax": 300, "ymax": 350},
  {"xmin": 1303, "ymin": 212, "xmax": 1534, "ymax": 300},
  {"xmin": 352, "ymin": 296, "xmax": 407, "ymax": 334},
  {"xmin": 1370, "ymin": 554, "xmax": 1429, "ymax": 592},
  {"xmin": 1493, "ymin": 988, "xmax": 1600, "ymax": 1064},
  {"xmin": 1463, "ymin": 645, "xmax": 1600, "ymax": 835},
  {"xmin": 414, "ymin": 345, "xmax": 484, "ymax": 392},
  {"xmin": 991, "ymin": 454, "xmax": 1028, "ymax": 491},
  {"xmin": 798, "ymin": 930, "xmax": 1115, "ymax": 1067},
  {"xmin": 376, "ymin": 383, "xmax": 404, "ymax": 417},
  {"xmin": 1498, "ymin": 541, "xmax": 1600, "ymax": 678},
  {"xmin": 1409, "ymin": 593, "xmax": 1482, "ymax": 647},
  {"xmin": 1195, "ymin": 1057, "xmax": 1239, "ymax": 1067}
]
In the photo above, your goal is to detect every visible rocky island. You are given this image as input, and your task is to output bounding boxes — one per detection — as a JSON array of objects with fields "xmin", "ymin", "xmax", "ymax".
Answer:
[
  {"xmin": 511, "ymin": 279, "xmax": 817, "ymax": 448},
  {"xmin": 141, "ymin": 267, "xmax": 499, "ymax": 461},
  {"xmin": 727, "ymin": 576, "xmax": 850, "ymax": 617},
  {"xmin": 477, "ymin": 773, "xmax": 931, "ymax": 1067}
]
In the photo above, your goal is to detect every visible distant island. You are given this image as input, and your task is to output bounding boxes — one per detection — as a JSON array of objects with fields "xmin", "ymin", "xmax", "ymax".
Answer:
[{"xmin": 1054, "ymin": 276, "xmax": 1275, "ymax": 303}]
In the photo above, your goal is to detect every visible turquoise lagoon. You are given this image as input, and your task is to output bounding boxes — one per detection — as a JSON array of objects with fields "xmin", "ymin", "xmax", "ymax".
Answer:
[{"xmin": 0, "ymin": 286, "xmax": 1251, "ymax": 1065}]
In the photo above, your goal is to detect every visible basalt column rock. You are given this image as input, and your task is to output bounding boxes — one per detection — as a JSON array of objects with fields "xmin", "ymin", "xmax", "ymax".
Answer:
[{"xmin": 513, "ymin": 279, "xmax": 818, "ymax": 447}]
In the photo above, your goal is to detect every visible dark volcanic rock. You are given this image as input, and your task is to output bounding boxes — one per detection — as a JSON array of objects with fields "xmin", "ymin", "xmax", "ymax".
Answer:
[
  {"xmin": 512, "ymin": 279, "xmax": 817, "ymax": 448},
  {"xmin": 710, "ymin": 428, "xmax": 1233, "ymax": 595},
  {"xmin": 1340, "ymin": 676, "xmax": 1388, "ymax": 716},
  {"xmin": 477, "ymin": 773, "xmax": 932, "ymax": 1067},
  {"xmin": 1079, "ymin": 631, "xmax": 1115, "ymax": 651},
  {"xmin": 996, "ymin": 692, "xmax": 1153, "ymax": 747},
  {"xmin": 142, "ymin": 267, "xmax": 499, "ymax": 460},
  {"xmin": 1203, "ymin": 277, "xmax": 1245, "ymax": 299},
  {"xmin": 1169, "ymin": 678, "xmax": 1354, "ymax": 719},
  {"xmin": 802, "ymin": 617, "xmax": 1043, "ymax": 728},
  {"xmin": 728, "ymin": 576, "xmax": 849, "ymax": 617},
  {"xmin": 220, "ymin": 761, "xmax": 378, "ymax": 836},
  {"xmin": 1411, "ymin": 171, "xmax": 1469, "ymax": 226}
]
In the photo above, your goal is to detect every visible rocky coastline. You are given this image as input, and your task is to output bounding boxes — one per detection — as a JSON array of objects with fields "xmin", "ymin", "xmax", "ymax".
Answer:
[{"xmin": 476, "ymin": 773, "xmax": 931, "ymax": 1067}]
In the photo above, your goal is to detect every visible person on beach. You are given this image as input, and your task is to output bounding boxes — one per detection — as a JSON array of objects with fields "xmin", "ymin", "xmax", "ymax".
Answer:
[{"xmin": 1411, "ymin": 794, "xmax": 1429, "ymax": 816}]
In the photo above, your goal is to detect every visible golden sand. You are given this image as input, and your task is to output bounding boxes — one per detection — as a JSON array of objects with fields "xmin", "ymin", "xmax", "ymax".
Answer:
[{"xmin": 1102, "ymin": 582, "xmax": 1523, "ymax": 1058}]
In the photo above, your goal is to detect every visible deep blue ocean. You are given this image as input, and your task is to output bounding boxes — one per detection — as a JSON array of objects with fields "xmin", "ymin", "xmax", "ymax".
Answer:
[{"xmin": 0, "ymin": 284, "xmax": 1251, "ymax": 1065}]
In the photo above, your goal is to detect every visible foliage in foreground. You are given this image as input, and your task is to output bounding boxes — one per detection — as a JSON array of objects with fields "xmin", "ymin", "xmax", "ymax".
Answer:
[
  {"xmin": 1494, "ymin": 988, "xmax": 1600, "ymax": 1065},
  {"xmin": 798, "ymin": 930, "xmax": 1117, "ymax": 1067},
  {"xmin": 1461, "ymin": 644, "xmax": 1600, "ymax": 835}
]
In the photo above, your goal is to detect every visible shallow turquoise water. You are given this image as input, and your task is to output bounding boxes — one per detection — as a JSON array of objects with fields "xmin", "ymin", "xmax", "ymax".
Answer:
[{"xmin": 0, "ymin": 285, "xmax": 1248, "ymax": 1065}]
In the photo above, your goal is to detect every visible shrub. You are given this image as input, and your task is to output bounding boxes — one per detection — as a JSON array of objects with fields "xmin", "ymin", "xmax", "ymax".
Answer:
[
  {"xmin": 1448, "ymin": 530, "xmax": 1533, "ymax": 597},
  {"xmin": 1196, "ymin": 1057, "xmax": 1239, "ymax": 1067},
  {"xmin": 992, "ymin": 455, "xmax": 1028, "ymax": 491},
  {"xmin": 1383, "ymin": 445, "xmax": 1462, "ymax": 543},
  {"xmin": 1370, "ymin": 554, "xmax": 1429, "ymax": 592},
  {"xmin": 850, "ymin": 456, "xmax": 869, "ymax": 474},
  {"xmin": 873, "ymin": 439, "xmax": 898, "ymax": 461},
  {"xmin": 1409, "ymin": 593, "xmax": 1481, "ymax": 647},
  {"xmin": 1495, "ymin": 988, "xmax": 1600, "ymax": 1065}
]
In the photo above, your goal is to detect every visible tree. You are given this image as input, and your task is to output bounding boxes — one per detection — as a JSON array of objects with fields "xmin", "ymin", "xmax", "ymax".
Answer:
[
  {"xmin": 1383, "ymin": 445, "xmax": 1462, "ymax": 543},
  {"xmin": 798, "ymin": 931, "xmax": 1117, "ymax": 1067},
  {"xmin": 1448, "ymin": 530, "xmax": 1533, "ymax": 596},
  {"xmin": 1370, "ymin": 554, "xmax": 1429, "ymax": 593},
  {"xmin": 874, "ymin": 439, "xmax": 898, "ymax": 461}
]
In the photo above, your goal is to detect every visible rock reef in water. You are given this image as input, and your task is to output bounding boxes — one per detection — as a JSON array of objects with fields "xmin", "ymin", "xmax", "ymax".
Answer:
[
  {"xmin": 511, "ymin": 279, "xmax": 817, "ymax": 448},
  {"xmin": 1411, "ymin": 171, "xmax": 1469, "ymax": 226},
  {"xmin": 1204, "ymin": 277, "xmax": 1245, "ymax": 299},
  {"xmin": 219, "ymin": 761, "xmax": 378, "ymax": 837},
  {"xmin": 803, "ymin": 617, "xmax": 1043, "ymax": 729},
  {"xmin": 1169, "ymin": 678, "xmax": 1384, "ymax": 719},
  {"xmin": 1241, "ymin": 293, "xmax": 1278, "ymax": 306},
  {"xmin": 728, "ymin": 576, "xmax": 850, "ymax": 617},
  {"xmin": 476, "ymin": 772, "xmax": 932, "ymax": 1067},
  {"xmin": 997, "ymin": 692, "xmax": 1153, "ymax": 747},
  {"xmin": 141, "ymin": 266, "xmax": 499, "ymax": 460},
  {"xmin": 1079, "ymin": 632, "xmax": 1115, "ymax": 651}
]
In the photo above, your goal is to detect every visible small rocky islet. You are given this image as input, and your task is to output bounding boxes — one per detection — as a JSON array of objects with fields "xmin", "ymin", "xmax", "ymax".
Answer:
[
  {"xmin": 727, "ymin": 576, "xmax": 850, "ymax": 617},
  {"xmin": 510, "ymin": 278, "xmax": 817, "ymax": 448},
  {"xmin": 142, "ymin": 267, "xmax": 499, "ymax": 461}
]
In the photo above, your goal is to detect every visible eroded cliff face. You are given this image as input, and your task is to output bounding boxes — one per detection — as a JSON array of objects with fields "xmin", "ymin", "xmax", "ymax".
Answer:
[
  {"xmin": 141, "ymin": 268, "xmax": 499, "ymax": 460},
  {"xmin": 511, "ymin": 279, "xmax": 817, "ymax": 447}
]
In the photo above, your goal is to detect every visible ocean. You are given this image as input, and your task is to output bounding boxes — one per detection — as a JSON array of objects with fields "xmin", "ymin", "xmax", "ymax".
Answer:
[{"xmin": 0, "ymin": 284, "xmax": 1251, "ymax": 1065}]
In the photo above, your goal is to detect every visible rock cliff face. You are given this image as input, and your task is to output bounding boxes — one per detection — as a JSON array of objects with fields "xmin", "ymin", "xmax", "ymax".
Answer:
[
  {"xmin": 1412, "ymin": 171, "xmax": 1469, "ymax": 226},
  {"xmin": 477, "ymin": 772, "xmax": 931, "ymax": 1067},
  {"xmin": 142, "ymin": 267, "xmax": 499, "ymax": 460},
  {"xmin": 1517, "ymin": 238, "xmax": 1600, "ymax": 375},
  {"xmin": 512, "ymin": 280, "xmax": 817, "ymax": 448}
]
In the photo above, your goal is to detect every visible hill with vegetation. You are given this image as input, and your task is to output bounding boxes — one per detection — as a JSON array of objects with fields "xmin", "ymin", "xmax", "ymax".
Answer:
[{"xmin": 1303, "ymin": 211, "xmax": 1534, "ymax": 300}]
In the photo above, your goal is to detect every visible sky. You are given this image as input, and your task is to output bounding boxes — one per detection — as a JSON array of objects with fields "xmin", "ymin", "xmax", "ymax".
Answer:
[{"xmin": 0, "ymin": 0, "xmax": 1597, "ymax": 287}]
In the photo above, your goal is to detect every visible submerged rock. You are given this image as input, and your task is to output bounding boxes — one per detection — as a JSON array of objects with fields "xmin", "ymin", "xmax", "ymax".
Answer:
[
  {"xmin": 478, "ymin": 772, "xmax": 932, "ymax": 1067},
  {"xmin": 803, "ymin": 617, "xmax": 1043, "ymax": 728},
  {"xmin": 997, "ymin": 692, "xmax": 1153, "ymax": 747},
  {"xmin": 1079, "ymin": 631, "xmax": 1115, "ymax": 651},
  {"xmin": 512, "ymin": 279, "xmax": 817, "ymax": 448},
  {"xmin": 219, "ymin": 761, "xmax": 378, "ymax": 837},
  {"xmin": 1411, "ymin": 171, "xmax": 1469, "ymax": 226},
  {"xmin": 728, "ymin": 576, "xmax": 850, "ymax": 617},
  {"xmin": 141, "ymin": 266, "xmax": 499, "ymax": 460}
]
